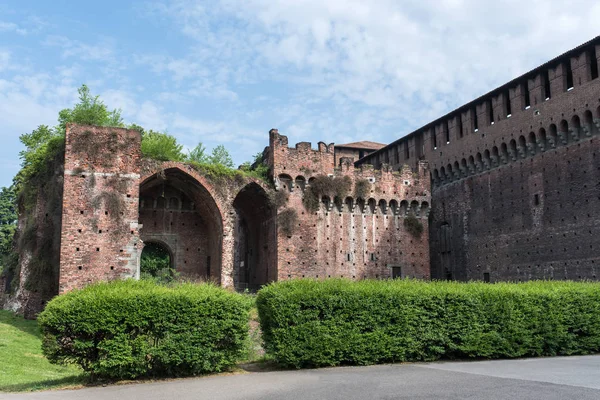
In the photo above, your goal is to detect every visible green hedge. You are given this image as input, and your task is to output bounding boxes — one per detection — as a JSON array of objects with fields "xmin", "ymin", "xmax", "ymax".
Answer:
[
  {"xmin": 38, "ymin": 280, "xmax": 251, "ymax": 379},
  {"xmin": 257, "ymin": 279, "xmax": 600, "ymax": 368}
]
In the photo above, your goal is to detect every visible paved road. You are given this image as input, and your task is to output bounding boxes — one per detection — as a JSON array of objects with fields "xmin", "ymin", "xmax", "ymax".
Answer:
[{"xmin": 4, "ymin": 355, "xmax": 600, "ymax": 400}]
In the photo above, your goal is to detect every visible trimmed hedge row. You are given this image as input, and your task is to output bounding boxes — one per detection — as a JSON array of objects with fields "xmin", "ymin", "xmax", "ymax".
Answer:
[
  {"xmin": 38, "ymin": 280, "xmax": 251, "ymax": 379},
  {"xmin": 257, "ymin": 279, "xmax": 600, "ymax": 368}
]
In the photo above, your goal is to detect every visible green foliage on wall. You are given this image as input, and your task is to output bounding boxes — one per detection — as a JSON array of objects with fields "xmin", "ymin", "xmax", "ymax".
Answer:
[
  {"xmin": 38, "ymin": 280, "xmax": 251, "ymax": 380},
  {"xmin": 302, "ymin": 175, "xmax": 352, "ymax": 212},
  {"xmin": 403, "ymin": 214, "xmax": 423, "ymax": 238},
  {"xmin": 140, "ymin": 130, "xmax": 185, "ymax": 162},
  {"xmin": 257, "ymin": 279, "xmax": 600, "ymax": 369},
  {"xmin": 278, "ymin": 208, "xmax": 298, "ymax": 237},
  {"xmin": 0, "ymin": 186, "xmax": 17, "ymax": 274},
  {"xmin": 354, "ymin": 179, "xmax": 370, "ymax": 199}
]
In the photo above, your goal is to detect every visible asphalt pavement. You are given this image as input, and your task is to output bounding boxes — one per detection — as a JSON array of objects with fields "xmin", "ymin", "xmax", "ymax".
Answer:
[{"xmin": 3, "ymin": 355, "xmax": 600, "ymax": 400}]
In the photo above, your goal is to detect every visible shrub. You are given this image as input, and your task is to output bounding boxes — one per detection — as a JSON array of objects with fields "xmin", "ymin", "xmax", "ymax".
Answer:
[
  {"xmin": 403, "ymin": 214, "xmax": 423, "ymax": 237},
  {"xmin": 141, "ymin": 131, "xmax": 185, "ymax": 162},
  {"xmin": 257, "ymin": 279, "xmax": 600, "ymax": 368},
  {"xmin": 354, "ymin": 179, "xmax": 370, "ymax": 199},
  {"xmin": 39, "ymin": 280, "xmax": 251, "ymax": 380},
  {"xmin": 302, "ymin": 175, "xmax": 352, "ymax": 212}
]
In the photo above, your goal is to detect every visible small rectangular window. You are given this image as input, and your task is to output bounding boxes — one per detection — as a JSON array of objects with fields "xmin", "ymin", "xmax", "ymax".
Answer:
[
  {"xmin": 483, "ymin": 272, "xmax": 490, "ymax": 283},
  {"xmin": 392, "ymin": 266, "xmax": 402, "ymax": 279},
  {"xmin": 534, "ymin": 194, "xmax": 540, "ymax": 206}
]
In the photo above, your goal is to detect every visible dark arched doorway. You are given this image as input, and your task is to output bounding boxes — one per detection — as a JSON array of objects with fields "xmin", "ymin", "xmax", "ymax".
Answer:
[
  {"xmin": 233, "ymin": 182, "xmax": 277, "ymax": 291},
  {"xmin": 139, "ymin": 168, "xmax": 223, "ymax": 282},
  {"xmin": 140, "ymin": 241, "xmax": 173, "ymax": 279}
]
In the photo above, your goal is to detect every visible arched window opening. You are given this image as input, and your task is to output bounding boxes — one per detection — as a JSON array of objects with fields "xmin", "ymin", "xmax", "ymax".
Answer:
[
  {"xmin": 295, "ymin": 176, "xmax": 306, "ymax": 192},
  {"xmin": 421, "ymin": 201, "xmax": 430, "ymax": 217},
  {"xmin": 491, "ymin": 146, "xmax": 499, "ymax": 166},
  {"xmin": 453, "ymin": 161, "xmax": 460, "ymax": 180},
  {"xmin": 345, "ymin": 197, "xmax": 355, "ymax": 213},
  {"xmin": 356, "ymin": 198, "xmax": 366, "ymax": 214},
  {"xmin": 389, "ymin": 200, "xmax": 399, "ymax": 215},
  {"xmin": 410, "ymin": 200, "xmax": 420, "ymax": 216},
  {"xmin": 538, "ymin": 128, "xmax": 547, "ymax": 151},
  {"xmin": 509, "ymin": 139, "xmax": 518, "ymax": 160},
  {"xmin": 400, "ymin": 200, "xmax": 409, "ymax": 216},
  {"xmin": 168, "ymin": 197, "xmax": 180, "ymax": 210},
  {"xmin": 378, "ymin": 199, "xmax": 388, "ymax": 214},
  {"xmin": 583, "ymin": 110, "xmax": 595, "ymax": 136},
  {"xmin": 558, "ymin": 120, "xmax": 569, "ymax": 145},
  {"xmin": 500, "ymin": 143, "xmax": 509, "ymax": 163},
  {"xmin": 483, "ymin": 150, "xmax": 491, "ymax": 169},
  {"xmin": 278, "ymin": 174, "xmax": 294, "ymax": 192},
  {"xmin": 468, "ymin": 156, "xmax": 475, "ymax": 174},
  {"xmin": 433, "ymin": 169, "xmax": 440, "ymax": 185},
  {"xmin": 570, "ymin": 115, "xmax": 581, "ymax": 141},
  {"xmin": 322, "ymin": 196, "xmax": 332, "ymax": 212},
  {"xmin": 528, "ymin": 132, "xmax": 537, "ymax": 155},
  {"xmin": 460, "ymin": 158, "xmax": 468, "ymax": 177},
  {"xmin": 475, "ymin": 153, "xmax": 483, "ymax": 172},
  {"xmin": 446, "ymin": 164, "xmax": 454, "ymax": 181},
  {"xmin": 549, "ymin": 124, "xmax": 558, "ymax": 148},
  {"xmin": 440, "ymin": 167, "xmax": 446, "ymax": 183},
  {"xmin": 141, "ymin": 242, "xmax": 173, "ymax": 280},
  {"xmin": 368, "ymin": 198, "xmax": 377, "ymax": 214},
  {"xmin": 518, "ymin": 135, "xmax": 527, "ymax": 158}
]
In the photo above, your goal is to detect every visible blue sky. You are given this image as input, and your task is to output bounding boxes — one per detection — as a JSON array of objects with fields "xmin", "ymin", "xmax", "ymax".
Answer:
[{"xmin": 1, "ymin": 0, "xmax": 599, "ymax": 188}]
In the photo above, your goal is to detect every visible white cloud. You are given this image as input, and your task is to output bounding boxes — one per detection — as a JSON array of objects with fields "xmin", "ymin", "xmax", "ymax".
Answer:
[
  {"xmin": 0, "ymin": 21, "xmax": 27, "ymax": 35},
  {"xmin": 152, "ymin": 0, "xmax": 600, "ymax": 144},
  {"xmin": 43, "ymin": 35, "xmax": 115, "ymax": 62}
]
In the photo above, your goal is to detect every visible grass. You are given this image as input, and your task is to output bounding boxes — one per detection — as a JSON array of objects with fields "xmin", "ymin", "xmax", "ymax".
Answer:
[{"xmin": 0, "ymin": 310, "xmax": 84, "ymax": 392}]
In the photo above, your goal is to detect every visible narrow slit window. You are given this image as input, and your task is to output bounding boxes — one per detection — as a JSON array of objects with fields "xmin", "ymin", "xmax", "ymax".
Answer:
[
  {"xmin": 524, "ymin": 81, "xmax": 531, "ymax": 108},
  {"xmin": 505, "ymin": 90, "xmax": 512, "ymax": 116},
  {"xmin": 544, "ymin": 70, "xmax": 551, "ymax": 99},
  {"xmin": 591, "ymin": 48, "xmax": 599, "ymax": 80},
  {"xmin": 566, "ymin": 61, "xmax": 574, "ymax": 89}
]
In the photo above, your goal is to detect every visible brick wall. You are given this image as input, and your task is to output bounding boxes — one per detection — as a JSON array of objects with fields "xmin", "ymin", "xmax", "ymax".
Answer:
[{"xmin": 59, "ymin": 125, "xmax": 142, "ymax": 293}]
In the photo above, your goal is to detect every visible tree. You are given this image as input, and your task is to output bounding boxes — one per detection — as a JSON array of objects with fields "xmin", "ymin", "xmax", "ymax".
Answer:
[
  {"xmin": 140, "ymin": 130, "xmax": 185, "ymax": 162},
  {"xmin": 208, "ymin": 145, "xmax": 234, "ymax": 168},
  {"xmin": 0, "ymin": 186, "xmax": 17, "ymax": 273},
  {"xmin": 187, "ymin": 143, "xmax": 208, "ymax": 164}
]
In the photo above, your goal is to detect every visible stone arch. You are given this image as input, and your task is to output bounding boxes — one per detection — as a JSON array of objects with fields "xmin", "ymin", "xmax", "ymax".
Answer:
[
  {"xmin": 558, "ymin": 119, "xmax": 569, "ymax": 145},
  {"xmin": 483, "ymin": 150, "xmax": 491, "ymax": 169},
  {"xmin": 548, "ymin": 124, "xmax": 558, "ymax": 148},
  {"xmin": 460, "ymin": 158, "xmax": 468, "ymax": 177},
  {"xmin": 433, "ymin": 169, "xmax": 440, "ymax": 185},
  {"xmin": 421, "ymin": 201, "xmax": 430, "ymax": 217},
  {"xmin": 453, "ymin": 161, "xmax": 460, "ymax": 180},
  {"xmin": 446, "ymin": 164, "xmax": 453, "ymax": 181},
  {"xmin": 440, "ymin": 166, "xmax": 446, "ymax": 183},
  {"xmin": 475, "ymin": 153, "xmax": 483, "ymax": 172},
  {"xmin": 389, "ymin": 199, "xmax": 399, "ymax": 215},
  {"xmin": 168, "ymin": 197, "xmax": 180, "ymax": 210},
  {"xmin": 139, "ymin": 166, "xmax": 225, "ymax": 283},
  {"xmin": 278, "ymin": 173, "xmax": 294, "ymax": 192},
  {"xmin": 322, "ymin": 195, "xmax": 333, "ymax": 212},
  {"xmin": 538, "ymin": 128, "xmax": 547, "ymax": 151},
  {"xmin": 410, "ymin": 200, "xmax": 420, "ymax": 216},
  {"xmin": 570, "ymin": 115, "xmax": 581, "ymax": 141},
  {"xmin": 141, "ymin": 239, "xmax": 175, "ymax": 271},
  {"xmin": 518, "ymin": 135, "xmax": 527, "ymax": 158},
  {"xmin": 400, "ymin": 200, "xmax": 409, "ymax": 216},
  {"xmin": 509, "ymin": 139, "xmax": 518, "ymax": 160},
  {"xmin": 527, "ymin": 132, "xmax": 537, "ymax": 156},
  {"xmin": 368, "ymin": 198, "xmax": 377, "ymax": 214},
  {"xmin": 378, "ymin": 199, "xmax": 388, "ymax": 214},
  {"xmin": 356, "ymin": 198, "xmax": 366, "ymax": 214},
  {"xmin": 345, "ymin": 196, "xmax": 355, "ymax": 213},
  {"xmin": 500, "ymin": 143, "xmax": 509, "ymax": 163},
  {"xmin": 467, "ymin": 156, "xmax": 475, "ymax": 174},
  {"xmin": 491, "ymin": 146, "xmax": 499, "ymax": 167},
  {"xmin": 295, "ymin": 175, "xmax": 306, "ymax": 192},
  {"xmin": 233, "ymin": 182, "xmax": 276, "ymax": 291},
  {"xmin": 583, "ymin": 110, "xmax": 595, "ymax": 136}
]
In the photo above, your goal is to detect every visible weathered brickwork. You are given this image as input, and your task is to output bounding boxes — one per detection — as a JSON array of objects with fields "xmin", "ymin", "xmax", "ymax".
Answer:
[
  {"xmin": 269, "ymin": 130, "xmax": 431, "ymax": 280},
  {"xmin": 59, "ymin": 125, "xmax": 142, "ymax": 293},
  {"xmin": 359, "ymin": 36, "xmax": 600, "ymax": 282}
]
